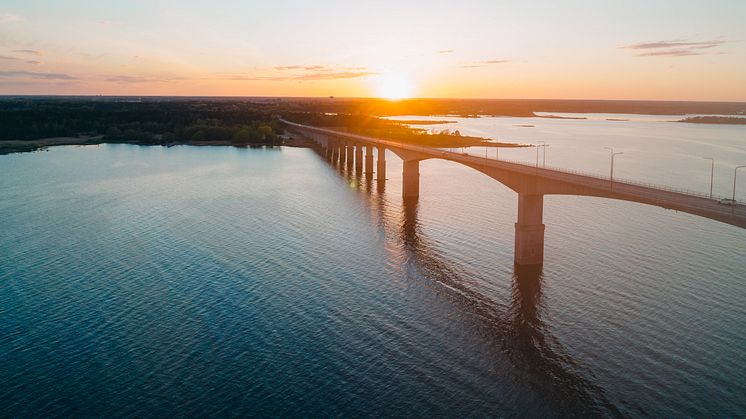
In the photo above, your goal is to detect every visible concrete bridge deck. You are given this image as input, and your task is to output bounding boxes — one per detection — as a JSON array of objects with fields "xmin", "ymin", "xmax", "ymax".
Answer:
[{"xmin": 282, "ymin": 119, "xmax": 746, "ymax": 265}]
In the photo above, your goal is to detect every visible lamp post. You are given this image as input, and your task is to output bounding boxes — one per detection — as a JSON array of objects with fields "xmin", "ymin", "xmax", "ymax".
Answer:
[
  {"xmin": 542, "ymin": 144, "xmax": 549, "ymax": 167},
  {"xmin": 703, "ymin": 157, "xmax": 714, "ymax": 199},
  {"xmin": 604, "ymin": 147, "xmax": 624, "ymax": 190},
  {"xmin": 733, "ymin": 165, "xmax": 746, "ymax": 203},
  {"xmin": 535, "ymin": 141, "xmax": 546, "ymax": 168}
]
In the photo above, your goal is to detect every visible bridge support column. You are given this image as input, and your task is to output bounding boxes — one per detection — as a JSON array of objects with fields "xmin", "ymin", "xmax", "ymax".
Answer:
[
  {"xmin": 402, "ymin": 160, "xmax": 420, "ymax": 198},
  {"xmin": 365, "ymin": 145, "xmax": 374, "ymax": 177},
  {"xmin": 346, "ymin": 142, "xmax": 354, "ymax": 169},
  {"xmin": 339, "ymin": 141, "xmax": 346, "ymax": 165},
  {"xmin": 329, "ymin": 140, "xmax": 337, "ymax": 162},
  {"xmin": 377, "ymin": 146, "xmax": 386, "ymax": 182},
  {"xmin": 320, "ymin": 137, "xmax": 330, "ymax": 158},
  {"xmin": 355, "ymin": 143, "xmax": 363, "ymax": 174},
  {"xmin": 326, "ymin": 140, "xmax": 334, "ymax": 160},
  {"xmin": 514, "ymin": 194, "xmax": 545, "ymax": 266}
]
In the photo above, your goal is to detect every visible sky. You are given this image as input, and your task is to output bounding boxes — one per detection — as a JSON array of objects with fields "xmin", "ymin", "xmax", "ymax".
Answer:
[{"xmin": 1, "ymin": 0, "xmax": 745, "ymax": 100}]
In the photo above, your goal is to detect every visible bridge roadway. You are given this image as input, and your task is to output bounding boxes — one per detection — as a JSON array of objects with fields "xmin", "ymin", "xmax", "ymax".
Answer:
[{"xmin": 282, "ymin": 119, "xmax": 746, "ymax": 265}]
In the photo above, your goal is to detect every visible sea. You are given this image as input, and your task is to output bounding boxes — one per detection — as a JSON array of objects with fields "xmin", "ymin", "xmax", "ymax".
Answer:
[{"xmin": 1, "ymin": 113, "xmax": 745, "ymax": 417}]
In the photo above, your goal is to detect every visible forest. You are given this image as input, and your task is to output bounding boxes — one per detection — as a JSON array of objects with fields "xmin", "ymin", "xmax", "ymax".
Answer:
[
  {"xmin": 0, "ymin": 97, "xmax": 518, "ymax": 152},
  {"xmin": 0, "ymin": 97, "xmax": 282, "ymax": 145}
]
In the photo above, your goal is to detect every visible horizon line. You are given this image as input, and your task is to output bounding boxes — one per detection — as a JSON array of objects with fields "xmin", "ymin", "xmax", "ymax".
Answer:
[{"xmin": 1, "ymin": 94, "xmax": 745, "ymax": 104}]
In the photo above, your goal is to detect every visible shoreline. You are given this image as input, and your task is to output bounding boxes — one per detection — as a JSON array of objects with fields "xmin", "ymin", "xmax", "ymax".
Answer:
[
  {"xmin": 0, "ymin": 136, "xmax": 288, "ymax": 156},
  {"xmin": 0, "ymin": 133, "xmax": 525, "ymax": 156}
]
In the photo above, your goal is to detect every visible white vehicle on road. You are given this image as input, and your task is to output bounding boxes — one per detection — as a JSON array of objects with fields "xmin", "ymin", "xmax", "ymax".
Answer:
[{"xmin": 718, "ymin": 198, "xmax": 739, "ymax": 206}]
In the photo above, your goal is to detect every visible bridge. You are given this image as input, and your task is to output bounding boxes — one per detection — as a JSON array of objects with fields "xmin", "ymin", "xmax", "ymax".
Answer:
[{"xmin": 282, "ymin": 119, "xmax": 746, "ymax": 266}]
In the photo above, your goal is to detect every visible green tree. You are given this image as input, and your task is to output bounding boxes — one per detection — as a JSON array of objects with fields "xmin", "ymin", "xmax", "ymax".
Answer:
[{"xmin": 232, "ymin": 129, "xmax": 252, "ymax": 144}]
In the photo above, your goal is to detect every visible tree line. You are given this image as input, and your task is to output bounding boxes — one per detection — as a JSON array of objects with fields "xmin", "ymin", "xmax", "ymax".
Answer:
[{"xmin": 0, "ymin": 98, "xmax": 282, "ymax": 145}]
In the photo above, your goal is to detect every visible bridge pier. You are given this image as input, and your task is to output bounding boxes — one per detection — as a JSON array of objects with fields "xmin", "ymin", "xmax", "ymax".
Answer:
[
  {"xmin": 339, "ymin": 141, "xmax": 347, "ymax": 165},
  {"xmin": 402, "ymin": 160, "xmax": 420, "ymax": 198},
  {"xmin": 377, "ymin": 146, "xmax": 386, "ymax": 182},
  {"xmin": 321, "ymin": 137, "xmax": 330, "ymax": 159},
  {"xmin": 514, "ymin": 193, "xmax": 545, "ymax": 266},
  {"xmin": 346, "ymin": 142, "xmax": 354, "ymax": 169},
  {"xmin": 355, "ymin": 143, "xmax": 363, "ymax": 174},
  {"xmin": 329, "ymin": 140, "xmax": 338, "ymax": 162},
  {"xmin": 365, "ymin": 145, "xmax": 374, "ymax": 177}
]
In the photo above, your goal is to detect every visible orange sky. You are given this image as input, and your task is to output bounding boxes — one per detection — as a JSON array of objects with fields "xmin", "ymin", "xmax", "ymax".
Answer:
[{"xmin": 1, "ymin": 1, "xmax": 745, "ymax": 100}]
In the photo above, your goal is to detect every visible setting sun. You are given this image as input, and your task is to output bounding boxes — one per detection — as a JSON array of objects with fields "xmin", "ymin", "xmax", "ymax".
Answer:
[{"xmin": 374, "ymin": 74, "xmax": 415, "ymax": 100}]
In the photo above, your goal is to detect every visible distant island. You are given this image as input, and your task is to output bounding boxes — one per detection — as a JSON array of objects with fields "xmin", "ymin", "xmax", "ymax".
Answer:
[
  {"xmin": 537, "ymin": 114, "xmax": 587, "ymax": 120},
  {"xmin": 390, "ymin": 119, "xmax": 456, "ymax": 125},
  {"xmin": 677, "ymin": 116, "xmax": 746, "ymax": 125}
]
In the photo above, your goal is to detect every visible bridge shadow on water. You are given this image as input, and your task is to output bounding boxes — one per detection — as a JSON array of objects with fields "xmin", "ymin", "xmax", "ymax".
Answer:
[{"xmin": 313, "ymin": 146, "xmax": 623, "ymax": 417}]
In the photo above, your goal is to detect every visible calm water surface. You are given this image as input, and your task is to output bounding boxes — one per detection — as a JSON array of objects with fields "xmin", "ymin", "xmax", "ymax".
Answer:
[{"xmin": 1, "ymin": 116, "xmax": 745, "ymax": 417}]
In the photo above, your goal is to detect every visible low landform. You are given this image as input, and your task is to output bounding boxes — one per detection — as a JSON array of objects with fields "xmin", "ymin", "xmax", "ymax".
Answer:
[
  {"xmin": 387, "ymin": 119, "xmax": 456, "ymax": 125},
  {"xmin": 287, "ymin": 112, "xmax": 526, "ymax": 148},
  {"xmin": 677, "ymin": 116, "xmax": 746, "ymax": 125},
  {"xmin": 3, "ymin": 97, "xmax": 746, "ymax": 155},
  {"xmin": 0, "ymin": 98, "xmax": 284, "ymax": 155},
  {"xmin": 0, "ymin": 97, "xmax": 525, "ymax": 155},
  {"xmin": 537, "ymin": 114, "xmax": 587, "ymax": 120}
]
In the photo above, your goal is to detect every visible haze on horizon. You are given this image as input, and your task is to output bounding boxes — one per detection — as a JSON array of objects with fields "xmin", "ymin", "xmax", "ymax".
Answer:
[{"xmin": 1, "ymin": 0, "xmax": 745, "ymax": 101}]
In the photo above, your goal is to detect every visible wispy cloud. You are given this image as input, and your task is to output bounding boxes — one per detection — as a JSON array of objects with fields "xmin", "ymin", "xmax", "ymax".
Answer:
[
  {"xmin": 26, "ymin": 60, "xmax": 42, "ymax": 65},
  {"xmin": 0, "ymin": 13, "xmax": 22, "ymax": 23},
  {"xmin": 0, "ymin": 55, "xmax": 17, "ymax": 60},
  {"xmin": 241, "ymin": 64, "xmax": 373, "ymax": 81},
  {"xmin": 622, "ymin": 39, "xmax": 727, "ymax": 57},
  {"xmin": 438, "ymin": 49, "xmax": 454, "ymax": 54},
  {"xmin": 13, "ymin": 49, "xmax": 43, "ymax": 56},
  {"xmin": 625, "ymin": 40, "xmax": 724, "ymax": 49},
  {"xmin": 224, "ymin": 70, "xmax": 374, "ymax": 81},
  {"xmin": 104, "ymin": 75, "xmax": 184, "ymax": 83},
  {"xmin": 462, "ymin": 59, "xmax": 510, "ymax": 68},
  {"xmin": 274, "ymin": 65, "xmax": 327, "ymax": 71},
  {"xmin": 0, "ymin": 70, "xmax": 77, "ymax": 80},
  {"xmin": 637, "ymin": 49, "xmax": 703, "ymax": 57}
]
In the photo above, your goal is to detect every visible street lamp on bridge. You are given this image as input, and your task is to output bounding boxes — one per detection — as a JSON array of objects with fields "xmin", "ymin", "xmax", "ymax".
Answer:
[
  {"xmin": 703, "ymin": 157, "xmax": 714, "ymax": 199},
  {"xmin": 535, "ymin": 141, "xmax": 548, "ymax": 168},
  {"xmin": 604, "ymin": 147, "xmax": 624, "ymax": 191},
  {"xmin": 733, "ymin": 165, "xmax": 746, "ymax": 203}
]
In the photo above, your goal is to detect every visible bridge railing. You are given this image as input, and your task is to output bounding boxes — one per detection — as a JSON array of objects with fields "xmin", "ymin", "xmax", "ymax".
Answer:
[
  {"xmin": 452, "ymin": 150, "xmax": 727, "ymax": 201},
  {"xmin": 284, "ymin": 120, "xmax": 733, "ymax": 203}
]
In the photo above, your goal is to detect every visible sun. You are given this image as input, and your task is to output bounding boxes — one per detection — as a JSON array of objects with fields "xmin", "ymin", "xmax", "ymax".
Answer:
[{"xmin": 374, "ymin": 74, "xmax": 414, "ymax": 100}]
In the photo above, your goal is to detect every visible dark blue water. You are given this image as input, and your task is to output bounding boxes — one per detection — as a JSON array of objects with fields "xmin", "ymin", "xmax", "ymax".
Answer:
[{"xmin": 1, "ymin": 143, "xmax": 745, "ymax": 417}]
